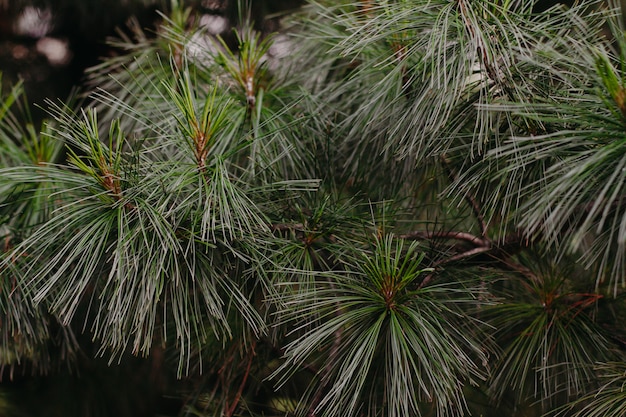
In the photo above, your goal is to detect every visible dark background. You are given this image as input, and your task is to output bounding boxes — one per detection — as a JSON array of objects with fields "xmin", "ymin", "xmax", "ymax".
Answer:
[{"xmin": 0, "ymin": 0, "xmax": 305, "ymax": 121}]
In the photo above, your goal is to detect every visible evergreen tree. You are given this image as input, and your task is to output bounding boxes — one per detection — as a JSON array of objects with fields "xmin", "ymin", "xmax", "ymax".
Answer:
[{"xmin": 2, "ymin": 1, "xmax": 626, "ymax": 416}]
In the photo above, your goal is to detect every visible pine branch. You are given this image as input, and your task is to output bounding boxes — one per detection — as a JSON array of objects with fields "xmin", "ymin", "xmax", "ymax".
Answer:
[
  {"xmin": 225, "ymin": 341, "xmax": 256, "ymax": 417},
  {"xmin": 400, "ymin": 230, "xmax": 490, "ymax": 247},
  {"xmin": 440, "ymin": 154, "xmax": 488, "ymax": 237}
]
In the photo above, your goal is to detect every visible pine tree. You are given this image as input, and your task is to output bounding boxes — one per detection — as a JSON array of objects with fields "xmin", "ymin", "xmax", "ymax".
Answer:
[{"xmin": 2, "ymin": 1, "xmax": 626, "ymax": 416}]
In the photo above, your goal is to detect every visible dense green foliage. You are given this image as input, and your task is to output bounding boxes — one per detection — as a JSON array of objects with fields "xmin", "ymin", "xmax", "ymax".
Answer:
[{"xmin": 2, "ymin": 0, "xmax": 626, "ymax": 416}]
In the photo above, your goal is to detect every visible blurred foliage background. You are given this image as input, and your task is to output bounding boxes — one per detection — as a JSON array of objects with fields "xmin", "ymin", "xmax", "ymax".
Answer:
[{"xmin": 0, "ymin": 0, "xmax": 303, "ymax": 121}]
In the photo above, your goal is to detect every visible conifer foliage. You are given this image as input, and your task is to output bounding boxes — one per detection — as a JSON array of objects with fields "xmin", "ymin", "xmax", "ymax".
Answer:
[{"xmin": 2, "ymin": 0, "xmax": 626, "ymax": 416}]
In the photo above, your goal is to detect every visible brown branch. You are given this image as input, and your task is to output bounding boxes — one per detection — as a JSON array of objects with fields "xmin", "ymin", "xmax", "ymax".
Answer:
[
  {"xmin": 419, "ymin": 246, "xmax": 492, "ymax": 288},
  {"xmin": 226, "ymin": 342, "xmax": 256, "ymax": 417},
  {"xmin": 416, "ymin": 231, "xmax": 531, "ymax": 288},
  {"xmin": 400, "ymin": 230, "xmax": 490, "ymax": 247},
  {"xmin": 433, "ymin": 245, "xmax": 492, "ymax": 267},
  {"xmin": 271, "ymin": 223, "xmax": 305, "ymax": 232}
]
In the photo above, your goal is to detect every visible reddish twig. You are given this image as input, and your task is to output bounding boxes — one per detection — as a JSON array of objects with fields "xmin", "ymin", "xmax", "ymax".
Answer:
[
  {"xmin": 400, "ymin": 230, "xmax": 490, "ymax": 247},
  {"xmin": 411, "ymin": 229, "xmax": 531, "ymax": 288},
  {"xmin": 226, "ymin": 342, "xmax": 256, "ymax": 417},
  {"xmin": 433, "ymin": 245, "xmax": 492, "ymax": 267}
]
